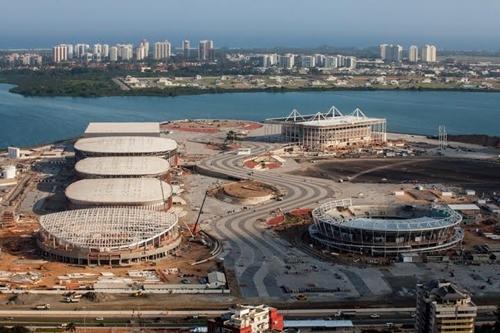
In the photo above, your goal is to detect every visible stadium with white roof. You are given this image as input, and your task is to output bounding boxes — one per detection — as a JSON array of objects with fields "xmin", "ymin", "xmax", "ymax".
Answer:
[
  {"xmin": 309, "ymin": 199, "xmax": 463, "ymax": 256},
  {"xmin": 74, "ymin": 136, "xmax": 178, "ymax": 165},
  {"xmin": 265, "ymin": 106, "xmax": 386, "ymax": 151},
  {"xmin": 75, "ymin": 156, "xmax": 170, "ymax": 179},
  {"xmin": 38, "ymin": 207, "xmax": 180, "ymax": 265},
  {"xmin": 65, "ymin": 178, "xmax": 173, "ymax": 210}
]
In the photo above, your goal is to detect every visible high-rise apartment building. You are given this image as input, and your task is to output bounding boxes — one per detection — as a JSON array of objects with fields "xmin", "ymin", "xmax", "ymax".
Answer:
[
  {"xmin": 102, "ymin": 44, "xmax": 109, "ymax": 59},
  {"xmin": 325, "ymin": 56, "xmax": 338, "ymax": 69},
  {"xmin": 141, "ymin": 39, "xmax": 149, "ymax": 58},
  {"xmin": 109, "ymin": 46, "xmax": 118, "ymax": 62},
  {"xmin": 117, "ymin": 44, "xmax": 133, "ymax": 61},
  {"xmin": 93, "ymin": 44, "xmax": 102, "ymax": 56},
  {"xmin": 198, "ymin": 40, "xmax": 215, "ymax": 61},
  {"xmin": 183, "ymin": 40, "xmax": 191, "ymax": 58},
  {"xmin": 380, "ymin": 44, "xmax": 403, "ymax": 62},
  {"xmin": 154, "ymin": 41, "xmax": 172, "ymax": 60},
  {"xmin": 346, "ymin": 56, "xmax": 357, "ymax": 69},
  {"xmin": 416, "ymin": 280, "xmax": 476, "ymax": 333},
  {"xmin": 300, "ymin": 55, "xmax": 316, "ymax": 68},
  {"xmin": 409, "ymin": 45, "xmax": 419, "ymax": 63},
  {"xmin": 421, "ymin": 44, "xmax": 437, "ymax": 63},
  {"xmin": 52, "ymin": 44, "xmax": 68, "ymax": 63},
  {"xmin": 278, "ymin": 54, "xmax": 295, "ymax": 69}
]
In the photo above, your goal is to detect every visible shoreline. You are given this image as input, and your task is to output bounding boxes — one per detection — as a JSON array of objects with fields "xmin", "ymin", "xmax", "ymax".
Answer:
[{"xmin": 2, "ymin": 81, "xmax": 500, "ymax": 98}]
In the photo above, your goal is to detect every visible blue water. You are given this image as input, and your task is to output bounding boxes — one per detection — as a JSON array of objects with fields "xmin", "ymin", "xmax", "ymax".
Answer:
[{"xmin": 0, "ymin": 83, "xmax": 499, "ymax": 148}]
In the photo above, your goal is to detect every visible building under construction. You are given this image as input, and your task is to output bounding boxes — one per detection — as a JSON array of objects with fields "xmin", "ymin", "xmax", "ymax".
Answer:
[{"xmin": 265, "ymin": 106, "xmax": 387, "ymax": 151}]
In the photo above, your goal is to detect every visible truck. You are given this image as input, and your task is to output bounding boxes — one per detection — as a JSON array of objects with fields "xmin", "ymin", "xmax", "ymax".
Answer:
[{"xmin": 34, "ymin": 304, "xmax": 50, "ymax": 310}]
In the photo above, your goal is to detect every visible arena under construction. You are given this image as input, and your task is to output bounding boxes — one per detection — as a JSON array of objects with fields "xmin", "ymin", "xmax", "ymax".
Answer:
[
  {"xmin": 265, "ymin": 106, "xmax": 387, "ymax": 151},
  {"xmin": 309, "ymin": 199, "xmax": 463, "ymax": 256},
  {"xmin": 37, "ymin": 207, "xmax": 180, "ymax": 265}
]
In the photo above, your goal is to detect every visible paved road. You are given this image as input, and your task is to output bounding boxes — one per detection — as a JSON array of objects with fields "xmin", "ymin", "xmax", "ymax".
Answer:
[{"xmin": 198, "ymin": 140, "xmax": 347, "ymax": 298}]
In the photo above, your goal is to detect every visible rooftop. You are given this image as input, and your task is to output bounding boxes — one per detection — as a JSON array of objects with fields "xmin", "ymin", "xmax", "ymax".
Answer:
[
  {"xmin": 75, "ymin": 156, "xmax": 170, "ymax": 177},
  {"xmin": 74, "ymin": 136, "xmax": 177, "ymax": 154},
  {"xmin": 84, "ymin": 122, "xmax": 160, "ymax": 136},
  {"xmin": 65, "ymin": 178, "xmax": 172, "ymax": 205},
  {"xmin": 265, "ymin": 106, "xmax": 386, "ymax": 127},
  {"xmin": 39, "ymin": 207, "xmax": 178, "ymax": 251}
]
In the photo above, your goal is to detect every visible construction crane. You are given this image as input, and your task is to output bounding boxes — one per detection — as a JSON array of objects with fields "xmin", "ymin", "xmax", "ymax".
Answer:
[{"xmin": 192, "ymin": 190, "xmax": 208, "ymax": 236}]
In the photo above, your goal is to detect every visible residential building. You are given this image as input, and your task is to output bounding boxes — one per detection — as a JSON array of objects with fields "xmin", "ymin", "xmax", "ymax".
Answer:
[
  {"xmin": 336, "ymin": 54, "xmax": 346, "ymax": 67},
  {"xmin": 183, "ymin": 40, "xmax": 190, "ymax": 58},
  {"xmin": 422, "ymin": 44, "xmax": 437, "ymax": 63},
  {"xmin": 314, "ymin": 54, "xmax": 326, "ymax": 67},
  {"xmin": 278, "ymin": 53, "xmax": 295, "ymax": 69},
  {"xmin": 409, "ymin": 45, "xmax": 419, "ymax": 63},
  {"xmin": 416, "ymin": 280, "xmax": 476, "ymax": 333},
  {"xmin": 198, "ymin": 40, "xmax": 215, "ymax": 61},
  {"xmin": 52, "ymin": 44, "xmax": 68, "ymax": 63},
  {"xmin": 93, "ymin": 44, "xmax": 102, "ymax": 56},
  {"xmin": 345, "ymin": 56, "xmax": 357, "ymax": 69},
  {"xmin": 141, "ymin": 39, "xmax": 149, "ymax": 58},
  {"xmin": 109, "ymin": 46, "xmax": 118, "ymax": 62},
  {"xmin": 102, "ymin": 44, "xmax": 109, "ymax": 59},
  {"xmin": 380, "ymin": 44, "xmax": 403, "ymax": 62},
  {"xmin": 325, "ymin": 56, "xmax": 338, "ymax": 69},
  {"xmin": 300, "ymin": 55, "xmax": 316, "ymax": 68},
  {"xmin": 154, "ymin": 41, "xmax": 172, "ymax": 60},
  {"xmin": 208, "ymin": 305, "xmax": 284, "ymax": 333}
]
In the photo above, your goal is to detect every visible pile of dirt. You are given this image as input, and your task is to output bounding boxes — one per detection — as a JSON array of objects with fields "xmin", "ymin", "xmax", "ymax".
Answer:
[
  {"xmin": 82, "ymin": 292, "xmax": 116, "ymax": 303},
  {"xmin": 7, "ymin": 293, "xmax": 34, "ymax": 305}
]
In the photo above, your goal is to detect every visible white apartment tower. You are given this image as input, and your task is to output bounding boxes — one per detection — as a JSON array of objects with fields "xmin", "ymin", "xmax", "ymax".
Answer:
[
  {"xmin": 278, "ymin": 54, "xmax": 295, "ymax": 69},
  {"xmin": 421, "ymin": 44, "xmax": 437, "ymax": 63},
  {"xmin": 109, "ymin": 46, "xmax": 118, "ymax": 62},
  {"xmin": 154, "ymin": 41, "xmax": 172, "ymax": 60},
  {"xmin": 409, "ymin": 45, "xmax": 419, "ymax": 63},
  {"xmin": 183, "ymin": 40, "xmax": 190, "ymax": 58},
  {"xmin": 198, "ymin": 40, "xmax": 214, "ymax": 61},
  {"xmin": 52, "ymin": 44, "xmax": 68, "ymax": 63},
  {"xmin": 416, "ymin": 280, "xmax": 476, "ymax": 333}
]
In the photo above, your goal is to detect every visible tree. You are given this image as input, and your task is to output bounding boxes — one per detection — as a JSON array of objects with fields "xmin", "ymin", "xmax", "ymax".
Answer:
[{"xmin": 65, "ymin": 322, "xmax": 77, "ymax": 333}]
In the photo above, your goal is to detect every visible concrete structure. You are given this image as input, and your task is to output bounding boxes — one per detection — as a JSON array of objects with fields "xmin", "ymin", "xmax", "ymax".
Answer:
[
  {"xmin": 309, "ymin": 199, "xmax": 463, "ymax": 256},
  {"xmin": 278, "ymin": 54, "xmax": 295, "ymax": 69},
  {"xmin": 154, "ymin": 41, "xmax": 172, "ymax": 60},
  {"xmin": 300, "ymin": 55, "xmax": 316, "ymax": 68},
  {"xmin": 65, "ymin": 178, "xmax": 173, "ymax": 210},
  {"xmin": 74, "ymin": 136, "xmax": 177, "ymax": 165},
  {"xmin": 38, "ymin": 207, "xmax": 180, "ymax": 265},
  {"xmin": 422, "ymin": 44, "xmax": 437, "ymax": 63},
  {"xmin": 198, "ymin": 40, "xmax": 215, "ymax": 61},
  {"xmin": 284, "ymin": 320, "xmax": 354, "ymax": 332},
  {"xmin": 2, "ymin": 165, "xmax": 16, "ymax": 179},
  {"xmin": 75, "ymin": 156, "xmax": 170, "ymax": 179},
  {"xmin": 52, "ymin": 44, "xmax": 68, "ymax": 63},
  {"xmin": 208, "ymin": 305, "xmax": 284, "ymax": 333},
  {"xmin": 7, "ymin": 147, "xmax": 20, "ymax": 159},
  {"xmin": 416, "ymin": 280, "xmax": 476, "ymax": 333},
  {"xmin": 83, "ymin": 122, "xmax": 160, "ymax": 137},
  {"xmin": 183, "ymin": 40, "xmax": 191, "ymax": 58},
  {"xmin": 409, "ymin": 45, "xmax": 419, "ymax": 63},
  {"xmin": 265, "ymin": 106, "xmax": 386, "ymax": 151},
  {"xmin": 380, "ymin": 44, "xmax": 403, "ymax": 62}
]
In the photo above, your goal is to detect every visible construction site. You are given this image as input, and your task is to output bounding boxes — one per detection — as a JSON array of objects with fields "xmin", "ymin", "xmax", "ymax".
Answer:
[
  {"xmin": 265, "ymin": 106, "xmax": 387, "ymax": 152},
  {"xmin": 0, "ymin": 112, "xmax": 499, "ymax": 314}
]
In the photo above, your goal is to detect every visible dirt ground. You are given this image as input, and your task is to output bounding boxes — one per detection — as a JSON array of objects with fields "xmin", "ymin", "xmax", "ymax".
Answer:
[
  {"xmin": 290, "ymin": 157, "xmax": 500, "ymax": 193},
  {"xmin": 161, "ymin": 120, "xmax": 262, "ymax": 133},
  {"xmin": 0, "ymin": 221, "xmax": 218, "ymax": 290},
  {"xmin": 222, "ymin": 180, "xmax": 277, "ymax": 199}
]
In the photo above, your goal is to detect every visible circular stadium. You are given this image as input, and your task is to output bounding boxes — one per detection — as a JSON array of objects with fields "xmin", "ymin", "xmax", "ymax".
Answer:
[
  {"xmin": 75, "ymin": 156, "xmax": 170, "ymax": 179},
  {"xmin": 309, "ymin": 199, "xmax": 463, "ymax": 256},
  {"xmin": 65, "ymin": 178, "xmax": 173, "ymax": 210},
  {"xmin": 74, "ymin": 136, "xmax": 178, "ymax": 165},
  {"xmin": 37, "ymin": 207, "xmax": 180, "ymax": 265}
]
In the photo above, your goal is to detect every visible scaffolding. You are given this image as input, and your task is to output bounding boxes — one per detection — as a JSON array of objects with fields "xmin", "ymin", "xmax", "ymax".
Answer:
[
  {"xmin": 265, "ymin": 106, "xmax": 387, "ymax": 151},
  {"xmin": 38, "ymin": 207, "xmax": 180, "ymax": 265}
]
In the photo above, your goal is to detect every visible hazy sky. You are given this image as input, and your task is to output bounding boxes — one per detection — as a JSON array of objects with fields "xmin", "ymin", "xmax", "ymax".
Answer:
[{"xmin": 1, "ymin": 0, "xmax": 500, "ymax": 50}]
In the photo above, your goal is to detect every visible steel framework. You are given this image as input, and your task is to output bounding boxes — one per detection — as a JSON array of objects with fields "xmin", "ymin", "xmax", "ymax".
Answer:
[
  {"xmin": 309, "ymin": 201, "xmax": 463, "ymax": 256},
  {"xmin": 265, "ymin": 106, "xmax": 387, "ymax": 151}
]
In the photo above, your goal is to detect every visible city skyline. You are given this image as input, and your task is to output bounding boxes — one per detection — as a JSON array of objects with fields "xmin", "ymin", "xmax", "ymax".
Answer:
[{"xmin": 1, "ymin": 0, "xmax": 500, "ymax": 50}]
